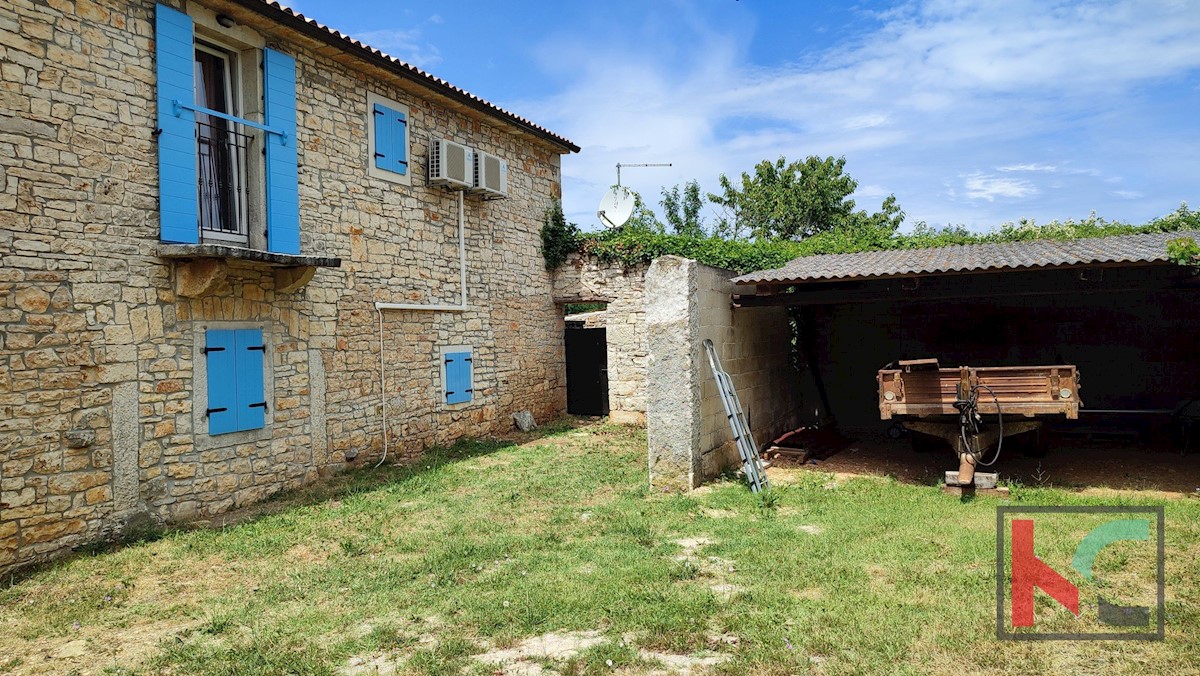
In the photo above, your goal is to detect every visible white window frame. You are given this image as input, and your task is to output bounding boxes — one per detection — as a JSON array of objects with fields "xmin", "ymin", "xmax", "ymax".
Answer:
[
  {"xmin": 188, "ymin": 4, "xmax": 269, "ymax": 250},
  {"xmin": 366, "ymin": 91, "xmax": 412, "ymax": 186},
  {"xmin": 194, "ymin": 39, "xmax": 249, "ymax": 245}
]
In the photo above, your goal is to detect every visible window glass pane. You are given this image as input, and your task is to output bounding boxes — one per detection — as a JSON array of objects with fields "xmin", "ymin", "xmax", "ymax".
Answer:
[{"xmin": 195, "ymin": 44, "xmax": 245, "ymax": 239}]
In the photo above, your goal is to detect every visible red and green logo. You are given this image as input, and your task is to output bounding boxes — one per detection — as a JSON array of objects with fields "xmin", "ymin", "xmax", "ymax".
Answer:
[{"xmin": 996, "ymin": 506, "xmax": 1164, "ymax": 640}]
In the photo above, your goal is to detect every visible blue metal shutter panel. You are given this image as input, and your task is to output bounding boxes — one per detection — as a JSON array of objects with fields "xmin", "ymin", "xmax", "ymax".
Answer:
[
  {"xmin": 446, "ymin": 351, "xmax": 473, "ymax": 405},
  {"xmin": 264, "ymin": 48, "xmax": 300, "ymax": 255},
  {"xmin": 155, "ymin": 4, "xmax": 198, "ymax": 244},
  {"xmin": 205, "ymin": 330, "xmax": 238, "ymax": 434},
  {"xmin": 373, "ymin": 103, "xmax": 392, "ymax": 172},
  {"xmin": 235, "ymin": 329, "xmax": 267, "ymax": 430}
]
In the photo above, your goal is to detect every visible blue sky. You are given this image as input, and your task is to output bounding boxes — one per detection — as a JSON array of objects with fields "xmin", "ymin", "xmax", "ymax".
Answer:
[{"xmin": 287, "ymin": 0, "xmax": 1200, "ymax": 232}]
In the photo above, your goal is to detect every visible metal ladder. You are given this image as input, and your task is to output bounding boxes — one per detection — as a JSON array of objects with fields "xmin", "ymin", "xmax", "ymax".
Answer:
[{"xmin": 703, "ymin": 339, "xmax": 769, "ymax": 493}]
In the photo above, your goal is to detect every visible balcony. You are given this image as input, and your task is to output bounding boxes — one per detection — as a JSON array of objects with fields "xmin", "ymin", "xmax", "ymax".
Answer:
[{"xmin": 157, "ymin": 123, "xmax": 340, "ymax": 297}]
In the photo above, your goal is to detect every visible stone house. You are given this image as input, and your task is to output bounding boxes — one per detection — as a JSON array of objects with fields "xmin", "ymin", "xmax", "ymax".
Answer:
[{"xmin": 1, "ymin": 0, "xmax": 578, "ymax": 574}]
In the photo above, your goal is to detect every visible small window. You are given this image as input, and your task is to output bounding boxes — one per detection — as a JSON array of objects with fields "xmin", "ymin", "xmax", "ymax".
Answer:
[
  {"xmin": 205, "ymin": 328, "xmax": 267, "ymax": 434},
  {"xmin": 366, "ymin": 92, "xmax": 411, "ymax": 185},
  {"xmin": 373, "ymin": 103, "xmax": 408, "ymax": 175},
  {"xmin": 443, "ymin": 349, "xmax": 473, "ymax": 405}
]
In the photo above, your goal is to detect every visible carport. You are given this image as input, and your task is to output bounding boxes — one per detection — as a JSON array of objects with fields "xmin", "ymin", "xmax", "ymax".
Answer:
[{"xmin": 730, "ymin": 230, "xmax": 1200, "ymax": 454}]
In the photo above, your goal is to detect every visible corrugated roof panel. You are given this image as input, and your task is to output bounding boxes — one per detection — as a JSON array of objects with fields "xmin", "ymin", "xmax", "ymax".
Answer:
[{"xmin": 733, "ymin": 230, "xmax": 1199, "ymax": 285}]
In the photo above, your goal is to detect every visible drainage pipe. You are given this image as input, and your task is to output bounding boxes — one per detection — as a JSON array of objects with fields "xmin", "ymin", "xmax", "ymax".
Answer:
[{"xmin": 374, "ymin": 189, "xmax": 468, "ymax": 467}]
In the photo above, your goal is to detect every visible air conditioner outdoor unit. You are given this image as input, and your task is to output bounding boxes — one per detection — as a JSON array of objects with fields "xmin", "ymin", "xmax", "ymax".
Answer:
[
  {"xmin": 472, "ymin": 151, "xmax": 508, "ymax": 197},
  {"xmin": 430, "ymin": 139, "xmax": 473, "ymax": 189}
]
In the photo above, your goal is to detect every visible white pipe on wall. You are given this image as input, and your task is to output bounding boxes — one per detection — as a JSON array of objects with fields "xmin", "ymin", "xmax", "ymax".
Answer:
[
  {"xmin": 374, "ymin": 190, "xmax": 468, "ymax": 313},
  {"xmin": 375, "ymin": 189, "xmax": 469, "ymax": 467}
]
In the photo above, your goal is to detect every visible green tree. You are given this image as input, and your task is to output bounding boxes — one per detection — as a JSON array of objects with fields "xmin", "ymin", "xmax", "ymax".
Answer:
[
  {"xmin": 617, "ymin": 187, "xmax": 665, "ymax": 233},
  {"xmin": 661, "ymin": 180, "xmax": 705, "ymax": 237},
  {"xmin": 708, "ymin": 155, "xmax": 901, "ymax": 241}
]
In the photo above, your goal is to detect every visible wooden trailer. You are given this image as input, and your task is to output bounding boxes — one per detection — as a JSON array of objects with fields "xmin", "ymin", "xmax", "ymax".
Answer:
[{"xmin": 877, "ymin": 359, "xmax": 1082, "ymax": 486}]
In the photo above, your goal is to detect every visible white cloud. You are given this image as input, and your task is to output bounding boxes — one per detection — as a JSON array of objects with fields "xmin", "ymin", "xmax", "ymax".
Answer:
[
  {"xmin": 962, "ymin": 173, "xmax": 1038, "ymax": 201},
  {"xmin": 997, "ymin": 163, "xmax": 1059, "ymax": 173},
  {"xmin": 1113, "ymin": 190, "xmax": 1144, "ymax": 200},
  {"xmin": 510, "ymin": 0, "xmax": 1200, "ymax": 228},
  {"xmin": 354, "ymin": 28, "xmax": 442, "ymax": 68}
]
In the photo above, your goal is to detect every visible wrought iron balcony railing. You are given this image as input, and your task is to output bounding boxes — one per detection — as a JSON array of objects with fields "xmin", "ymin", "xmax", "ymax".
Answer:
[{"xmin": 196, "ymin": 119, "xmax": 253, "ymax": 243}]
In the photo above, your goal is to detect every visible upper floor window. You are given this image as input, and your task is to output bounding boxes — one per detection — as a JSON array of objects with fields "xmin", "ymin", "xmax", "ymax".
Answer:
[
  {"xmin": 195, "ymin": 40, "xmax": 250, "ymax": 244},
  {"xmin": 366, "ymin": 92, "xmax": 411, "ymax": 186},
  {"xmin": 155, "ymin": 3, "xmax": 300, "ymax": 255}
]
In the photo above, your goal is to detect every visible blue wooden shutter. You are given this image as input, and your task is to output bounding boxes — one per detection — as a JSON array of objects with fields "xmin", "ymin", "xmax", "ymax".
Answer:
[
  {"xmin": 155, "ymin": 4, "xmax": 198, "ymax": 244},
  {"xmin": 445, "ymin": 351, "xmax": 472, "ymax": 404},
  {"xmin": 372, "ymin": 103, "xmax": 408, "ymax": 175},
  {"xmin": 372, "ymin": 103, "xmax": 392, "ymax": 171},
  {"xmin": 391, "ymin": 109, "xmax": 407, "ymax": 174},
  {"xmin": 264, "ymin": 48, "xmax": 300, "ymax": 255},
  {"xmin": 235, "ymin": 329, "xmax": 266, "ymax": 430},
  {"xmin": 205, "ymin": 330, "xmax": 238, "ymax": 434}
]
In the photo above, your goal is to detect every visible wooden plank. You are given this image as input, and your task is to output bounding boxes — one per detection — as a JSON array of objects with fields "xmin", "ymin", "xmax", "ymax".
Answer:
[{"xmin": 764, "ymin": 446, "xmax": 811, "ymax": 462}]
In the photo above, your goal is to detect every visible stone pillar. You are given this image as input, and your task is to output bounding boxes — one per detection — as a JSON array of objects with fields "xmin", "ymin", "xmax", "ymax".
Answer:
[
  {"xmin": 646, "ymin": 256, "xmax": 701, "ymax": 490},
  {"xmin": 309, "ymin": 350, "xmax": 328, "ymax": 466},
  {"xmin": 112, "ymin": 381, "xmax": 140, "ymax": 512},
  {"xmin": 645, "ymin": 256, "xmax": 803, "ymax": 491}
]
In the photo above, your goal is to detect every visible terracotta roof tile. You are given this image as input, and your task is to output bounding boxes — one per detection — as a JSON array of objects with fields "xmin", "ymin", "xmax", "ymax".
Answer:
[{"xmin": 236, "ymin": 0, "xmax": 579, "ymax": 152}]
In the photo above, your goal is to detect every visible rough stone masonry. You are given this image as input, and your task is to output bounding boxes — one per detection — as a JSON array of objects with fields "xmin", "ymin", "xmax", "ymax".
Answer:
[{"xmin": 0, "ymin": 0, "xmax": 576, "ymax": 574}]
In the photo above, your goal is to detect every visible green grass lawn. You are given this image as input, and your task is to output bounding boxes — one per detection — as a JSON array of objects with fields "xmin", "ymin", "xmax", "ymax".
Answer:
[{"xmin": 2, "ymin": 419, "xmax": 1198, "ymax": 675}]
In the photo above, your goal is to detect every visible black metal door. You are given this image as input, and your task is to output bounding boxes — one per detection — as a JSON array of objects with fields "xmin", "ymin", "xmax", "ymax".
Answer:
[{"xmin": 565, "ymin": 327, "xmax": 608, "ymax": 416}]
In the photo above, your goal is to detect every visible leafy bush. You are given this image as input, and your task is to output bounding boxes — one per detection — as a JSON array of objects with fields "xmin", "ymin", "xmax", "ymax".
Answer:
[
  {"xmin": 556, "ymin": 204, "xmax": 1200, "ymax": 274},
  {"xmin": 1168, "ymin": 237, "xmax": 1200, "ymax": 266}
]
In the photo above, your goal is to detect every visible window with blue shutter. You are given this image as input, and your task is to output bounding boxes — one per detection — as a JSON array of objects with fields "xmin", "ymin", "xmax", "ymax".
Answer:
[
  {"xmin": 205, "ymin": 328, "xmax": 267, "ymax": 434},
  {"xmin": 263, "ymin": 48, "xmax": 301, "ymax": 255},
  {"xmin": 155, "ymin": 4, "xmax": 199, "ymax": 244},
  {"xmin": 154, "ymin": 4, "xmax": 300, "ymax": 255},
  {"xmin": 444, "ymin": 351, "xmax": 473, "ymax": 405},
  {"xmin": 372, "ymin": 103, "xmax": 408, "ymax": 175}
]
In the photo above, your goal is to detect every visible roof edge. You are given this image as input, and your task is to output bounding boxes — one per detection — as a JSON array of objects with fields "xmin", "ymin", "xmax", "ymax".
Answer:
[
  {"xmin": 232, "ymin": 0, "xmax": 581, "ymax": 154},
  {"xmin": 731, "ymin": 229, "xmax": 1200, "ymax": 285}
]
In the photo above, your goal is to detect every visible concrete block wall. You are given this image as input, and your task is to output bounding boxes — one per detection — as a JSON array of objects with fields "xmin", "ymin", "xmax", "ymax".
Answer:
[
  {"xmin": 0, "ymin": 0, "xmax": 570, "ymax": 574},
  {"xmin": 694, "ymin": 264, "xmax": 801, "ymax": 480},
  {"xmin": 646, "ymin": 256, "xmax": 802, "ymax": 490}
]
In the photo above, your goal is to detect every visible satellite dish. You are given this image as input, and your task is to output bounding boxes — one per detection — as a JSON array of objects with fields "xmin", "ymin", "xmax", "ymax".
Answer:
[{"xmin": 597, "ymin": 187, "xmax": 635, "ymax": 228}]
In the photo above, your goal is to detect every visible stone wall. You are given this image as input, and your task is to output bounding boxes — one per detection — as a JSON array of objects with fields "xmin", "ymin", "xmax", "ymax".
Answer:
[
  {"xmin": 645, "ymin": 257, "xmax": 802, "ymax": 490},
  {"xmin": 1, "ymin": 0, "xmax": 570, "ymax": 573},
  {"xmin": 551, "ymin": 253, "xmax": 648, "ymax": 424}
]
